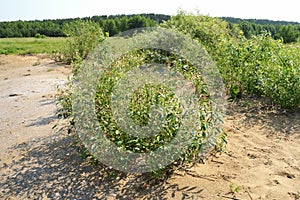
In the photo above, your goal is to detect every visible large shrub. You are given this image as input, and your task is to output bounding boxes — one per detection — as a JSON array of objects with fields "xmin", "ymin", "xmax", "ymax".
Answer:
[
  {"xmin": 258, "ymin": 43, "xmax": 300, "ymax": 108},
  {"xmin": 216, "ymin": 33, "xmax": 282, "ymax": 95},
  {"xmin": 217, "ymin": 33, "xmax": 300, "ymax": 108},
  {"xmin": 94, "ymin": 48, "xmax": 220, "ymax": 159},
  {"xmin": 162, "ymin": 13, "xmax": 300, "ymax": 108},
  {"xmin": 71, "ymin": 29, "xmax": 226, "ymax": 174}
]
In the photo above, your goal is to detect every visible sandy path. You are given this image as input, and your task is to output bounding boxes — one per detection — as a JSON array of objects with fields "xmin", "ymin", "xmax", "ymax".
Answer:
[{"xmin": 0, "ymin": 55, "xmax": 299, "ymax": 199}]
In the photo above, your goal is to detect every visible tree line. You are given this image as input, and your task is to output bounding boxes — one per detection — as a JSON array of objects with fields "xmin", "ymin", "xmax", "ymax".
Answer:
[
  {"xmin": 222, "ymin": 17, "xmax": 300, "ymax": 43},
  {"xmin": 0, "ymin": 14, "xmax": 299, "ymax": 43},
  {"xmin": 0, "ymin": 14, "xmax": 170, "ymax": 38}
]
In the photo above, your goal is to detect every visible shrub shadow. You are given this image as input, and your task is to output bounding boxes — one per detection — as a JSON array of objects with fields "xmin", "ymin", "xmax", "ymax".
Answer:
[
  {"xmin": 0, "ymin": 133, "xmax": 204, "ymax": 199},
  {"xmin": 227, "ymin": 97, "xmax": 300, "ymax": 136},
  {"xmin": 25, "ymin": 115, "xmax": 57, "ymax": 127}
]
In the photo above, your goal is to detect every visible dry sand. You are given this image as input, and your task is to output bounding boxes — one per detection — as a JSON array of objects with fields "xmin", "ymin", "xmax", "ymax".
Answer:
[
  {"xmin": 0, "ymin": 55, "xmax": 299, "ymax": 199},
  {"xmin": 165, "ymin": 102, "xmax": 300, "ymax": 199}
]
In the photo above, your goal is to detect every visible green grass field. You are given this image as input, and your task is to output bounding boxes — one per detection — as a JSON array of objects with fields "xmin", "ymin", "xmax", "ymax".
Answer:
[{"xmin": 0, "ymin": 37, "xmax": 67, "ymax": 55}]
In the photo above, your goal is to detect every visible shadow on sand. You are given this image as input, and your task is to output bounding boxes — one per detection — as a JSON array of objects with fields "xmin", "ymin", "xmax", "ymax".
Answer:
[
  {"xmin": 0, "ymin": 132, "xmax": 204, "ymax": 199},
  {"xmin": 227, "ymin": 97, "xmax": 300, "ymax": 136}
]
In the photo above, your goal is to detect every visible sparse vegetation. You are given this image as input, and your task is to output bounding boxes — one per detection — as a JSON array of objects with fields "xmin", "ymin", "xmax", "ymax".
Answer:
[{"xmin": 229, "ymin": 182, "xmax": 241, "ymax": 199}]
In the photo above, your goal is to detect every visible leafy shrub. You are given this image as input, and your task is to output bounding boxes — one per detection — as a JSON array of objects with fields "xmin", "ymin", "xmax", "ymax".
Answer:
[
  {"xmin": 56, "ymin": 20, "xmax": 106, "ymax": 74},
  {"xmin": 161, "ymin": 11, "xmax": 242, "ymax": 57},
  {"xmin": 162, "ymin": 12, "xmax": 300, "ymax": 108},
  {"xmin": 56, "ymin": 26, "xmax": 226, "ymax": 176},
  {"xmin": 216, "ymin": 33, "xmax": 282, "ymax": 94},
  {"xmin": 217, "ymin": 32, "xmax": 300, "ymax": 108},
  {"xmin": 56, "ymin": 81, "xmax": 73, "ymax": 119},
  {"xmin": 258, "ymin": 43, "xmax": 300, "ymax": 108},
  {"xmin": 92, "ymin": 47, "xmax": 224, "ymax": 168}
]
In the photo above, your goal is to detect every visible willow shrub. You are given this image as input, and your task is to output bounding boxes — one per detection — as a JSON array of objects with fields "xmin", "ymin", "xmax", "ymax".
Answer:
[
  {"xmin": 217, "ymin": 33, "xmax": 300, "ymax": 108},
  {"xmin": 163, "ymin": 12, "xmax": 300, "ymax": 108},
  {"xmin": 258, "ymin": 43, "xmax": 300, "ymax": 108},
  {"xmin": 94, "ymin": 48, "xmax": 224, "ymax": 167},
  {"xmin": 55, "ymin": 20, "xmax": 106, "ymax": 74}
]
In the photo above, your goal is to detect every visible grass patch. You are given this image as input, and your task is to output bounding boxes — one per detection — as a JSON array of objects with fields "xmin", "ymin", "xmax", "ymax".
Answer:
[{"xmin": 0, "ymin": 37, "xmax": 67, "ymax": 55}]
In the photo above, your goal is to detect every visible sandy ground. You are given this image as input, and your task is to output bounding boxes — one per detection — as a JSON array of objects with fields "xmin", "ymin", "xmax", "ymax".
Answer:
[
  {"xmin": 0, "ymin": 55, "xmax": 299, "ymax": 199},
  {"xmin": 0, "ymin": 55, "xmax": 70, "ymax": 163},
  {"xmin": 165, "ymin": 102, "xmax": 300, "ymax": 200}
]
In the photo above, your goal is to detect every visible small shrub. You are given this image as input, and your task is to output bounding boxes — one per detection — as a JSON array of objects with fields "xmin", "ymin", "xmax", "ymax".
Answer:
[
  {"xmin": 56, "ymin": 20, "xmax": 106, "ymax": 74},
  {"xmin": 56, "ymin": 81, "xmax": 73, "ymax": 119},
  {"xmin": 35, "ymin": 33, "xmax": 47, "ymax": 38}
]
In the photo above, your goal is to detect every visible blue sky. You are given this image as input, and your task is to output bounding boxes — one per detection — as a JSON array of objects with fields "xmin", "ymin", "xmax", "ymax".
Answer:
[{"xmin": 0, "ymin": 0, "xmax": 299, "ymax": 22}]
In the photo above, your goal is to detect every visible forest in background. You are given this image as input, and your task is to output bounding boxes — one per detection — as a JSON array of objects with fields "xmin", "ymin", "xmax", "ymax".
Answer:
[
  {"xmin": 0, "ymin": 14, "xmax": 169, "ymax": 38},
  {"xmin": 222, "ymin": 17, "xmax": 300, "ymax": 43},
  {"xmin": 0, "ymin": 13, "xmax": 299, "ymax": 43}
]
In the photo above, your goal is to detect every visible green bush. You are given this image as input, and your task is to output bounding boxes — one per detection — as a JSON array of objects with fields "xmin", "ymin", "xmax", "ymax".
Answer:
[
  {"xmin": 161, "ymin": 11, "xmax": 236, "ymax": 57},
  {"xmin": 258, "ymin": 43, "xmax": 300, "ymax": 108},
  {"xmin": 56, "ymin": 20, "xmax": 106, "ymax": 73},
  {"xmin": 163, "ymin": 12, "xmax": 300, "ymax": 108},
  {"xmin": 68, "ymin": 27, "xmax": 225, "ymax": 174},
  {"xmin": 216, "ymin": 33, "xmax": 282, "ymax": 94},
  {"xmin": 93, "ymin": 47, "xmax": 223, "ymax": 166},
  {"xmin": 217, "ymin": 33, "xmax": 300, "ymax": 108},
  {"xmin": 34, "ymin": 33, "xmax": 47, "ymax": 38}
]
